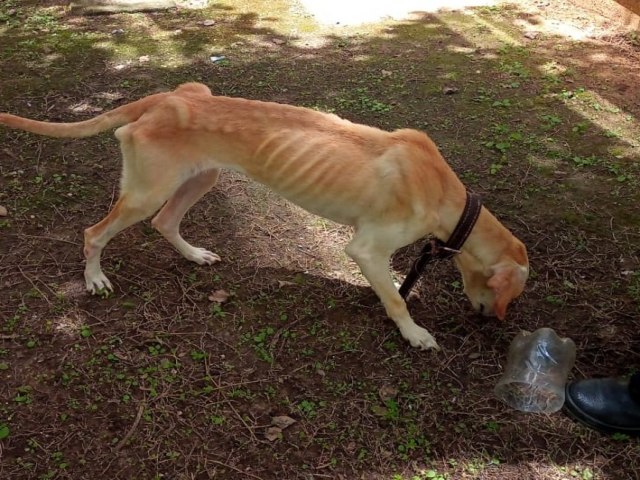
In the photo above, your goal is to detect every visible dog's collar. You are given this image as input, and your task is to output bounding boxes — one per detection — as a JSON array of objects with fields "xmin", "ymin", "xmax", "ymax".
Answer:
[{"xmin": 399, "ymin": 191, "xmax": 482, "ymax": 300}]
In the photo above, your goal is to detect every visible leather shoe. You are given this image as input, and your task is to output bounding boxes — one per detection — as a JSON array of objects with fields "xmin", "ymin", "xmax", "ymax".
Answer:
[{"xmin": 563, "ymin": 374, "xmax": 640, "ymax": 436}]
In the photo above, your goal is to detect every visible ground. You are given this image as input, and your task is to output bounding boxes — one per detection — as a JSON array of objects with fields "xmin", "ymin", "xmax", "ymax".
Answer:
[{"xmin": 0, "ymin": 1, "xmax": 639, "ymax": 479}]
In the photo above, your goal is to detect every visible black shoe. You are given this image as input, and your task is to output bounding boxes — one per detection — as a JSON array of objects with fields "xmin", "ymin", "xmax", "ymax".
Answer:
[{"xmin": 563, "ymin": 373, "xmax": 640, "ymax": 437}]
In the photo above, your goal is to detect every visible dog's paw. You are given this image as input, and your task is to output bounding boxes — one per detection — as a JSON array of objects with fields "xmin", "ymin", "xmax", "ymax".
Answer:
[
  {"xmin": 85, "ymin": 271, "xmax": 114, "ymax": 295},
  {"xmin": 185, "ymin": 247, "xmax": 221, "ymax": 265},
  {"xmin": 402, "ymin": 325, "xmax": 440, "ymax": 351}
]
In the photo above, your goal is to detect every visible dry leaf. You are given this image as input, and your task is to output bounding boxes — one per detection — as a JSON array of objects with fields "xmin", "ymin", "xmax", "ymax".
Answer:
[
  {"xmin": 208, "ymin": 289, "xmax": 230, "ymax": 303},
  {"xmin": 265, "ymin": 426, "xmax": 282, "ymax": 442},
  {"xmin": 378, "ymin": 385, "xmax": 398, "ymax": 402},
  {"xmin": 271, "ymin": 415, "xmax": 296, "ymax": 429},
  {"xmin": 277, "ymin": 280, "xmax": 296, "ymax": 288},
  {"xmin": 0, "ymin": 205, "xmax": 7, "ymax": 217},
  {"xmin": 370, "ymin": 405, "xmax": 388, "ymax": 417}
]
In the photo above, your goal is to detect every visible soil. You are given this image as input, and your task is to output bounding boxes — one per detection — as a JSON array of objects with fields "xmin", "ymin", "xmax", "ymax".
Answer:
[{"xmin": 0, "ymin": 0, "xmax": 639, "ymax": 479}]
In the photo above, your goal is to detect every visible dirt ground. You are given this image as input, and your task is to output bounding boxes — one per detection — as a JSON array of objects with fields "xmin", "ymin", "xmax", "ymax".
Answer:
[{"xmin": 1, "ymin": 0, "xmax": 639, "ymax": 479}]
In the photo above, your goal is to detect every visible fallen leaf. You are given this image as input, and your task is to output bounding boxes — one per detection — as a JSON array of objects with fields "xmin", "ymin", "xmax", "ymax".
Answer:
[
  {"xmin": 201, "ymin": 19, "xmax": 216, "ymax": 26},
  {"xmin": 443, "ymin": 86, "xmax": 459, "ymax": 95},
  {"xmin": 277, "ymin": 280, "xmax": 296, "ymax": 288},
  {"xmin": 271, "ymin": 415, "xmax": 296, "ymax": 429},
  {"xmin": 370, "ymin": 405, "xmax": 388, "ymax": 417},
  {"xmin": 0, "ymin": 206, "xmax": 7, "ymax": 217},
  {"xmin": 94, "ymin": 92, "xmax": 125, "ymax": 103},
  {"xmin": 378, "ymin": 385, "xmax": 398, "ymax": 402},
  {"xmin": 208, "ymin": 289, "xmax": 230, "ymax": 303},
  {"xmin": 70, "ymin": 103, "xmax": 103, "ymax": 114},
  {"xmin": 265, "ymin": 426, "xmax": 282, "ymax": 442}
]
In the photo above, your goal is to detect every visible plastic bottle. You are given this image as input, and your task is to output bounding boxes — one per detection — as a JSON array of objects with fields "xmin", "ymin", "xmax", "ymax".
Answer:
[{"xmin": 494, "ymin": 327, "xmax": 576, "ymax": 413}]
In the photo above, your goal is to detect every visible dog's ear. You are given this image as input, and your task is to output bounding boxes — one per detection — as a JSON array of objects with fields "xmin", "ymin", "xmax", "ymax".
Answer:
[{"xmin": 487, "ymin": 265, "xmax": 525, "ymax": 320}]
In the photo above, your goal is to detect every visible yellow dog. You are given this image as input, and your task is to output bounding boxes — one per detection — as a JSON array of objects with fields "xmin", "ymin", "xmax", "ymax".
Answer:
[{"xmin": 0, "ymin": 83, "xmax": 529, "ymax": 349}]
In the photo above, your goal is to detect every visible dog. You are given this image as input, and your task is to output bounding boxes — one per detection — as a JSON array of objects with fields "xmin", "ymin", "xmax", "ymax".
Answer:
[{"xmin": 0, "ymin": 82, "xmax": 529, "ymax": 350}]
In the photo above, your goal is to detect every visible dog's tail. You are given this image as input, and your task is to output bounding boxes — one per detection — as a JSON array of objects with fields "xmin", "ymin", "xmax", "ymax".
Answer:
[{"xmin": 0, "ymin": 92, "xmax": 168, "ymax": 138}]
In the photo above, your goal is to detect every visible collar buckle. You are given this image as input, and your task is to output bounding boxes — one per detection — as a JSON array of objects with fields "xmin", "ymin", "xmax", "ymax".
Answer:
[{"xmin": 399, "ymin": 191, "xmax": 482, "ymax": 300}]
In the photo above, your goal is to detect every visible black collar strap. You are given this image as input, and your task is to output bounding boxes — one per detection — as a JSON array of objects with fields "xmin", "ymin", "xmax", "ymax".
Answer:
[{"xmin": 399, "ymin": 191, "xmax": 482, "ymax": 300}]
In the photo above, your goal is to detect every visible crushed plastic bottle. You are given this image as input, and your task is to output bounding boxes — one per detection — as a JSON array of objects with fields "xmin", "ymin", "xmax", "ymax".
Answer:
[{"xmin": 494, "ymin": 327, "xmax": 576, "ymax": 413}]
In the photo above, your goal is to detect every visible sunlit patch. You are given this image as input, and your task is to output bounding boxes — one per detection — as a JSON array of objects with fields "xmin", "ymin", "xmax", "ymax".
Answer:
[
  {"xmin": 527, "ymin": 153, "xmax": 562, "ymax": 170},
  {"xmin": 539, "ymin": 60, "xmax": 568, "ymax": 75},
  {"xmin": 561, "ymin": 89, "xmax": 640, "ymax": 146},
  {"xmin": 590, "ymin": 52, "xmax": 611, "ymax": 63},
  {"xmin": 57, "ymin": 280, "xmax": 87, "ymax": 300},
  {"xmin": 538, "ymin": 19, "xmax": 594, "ymax": 40},
  {"xmin": 291, "ymin": 37, "xmax": 332, "ymax": 49},
  {"xmin": 447, "ymin": 44, "xmax": 477, "ymax": 54},
  {"xmin": 465, "ymin": 11, "xmax": 523, "ymax": 46},
  {"xmin": 53, "ymin": 311, "xmax": 86, "ymax": 337},
  {"xmin": 41, "ymin": 53, "xmax": 63, "ymax": 67},
  {"xmin": 298, "ymin": 0, "xmax": 499, "ymax": 26}
]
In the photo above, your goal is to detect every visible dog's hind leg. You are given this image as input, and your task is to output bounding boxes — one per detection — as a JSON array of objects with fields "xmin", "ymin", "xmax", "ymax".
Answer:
[
  {"xmin": 151, "ymin": 169, "xmax": 221, "ymax": 265},
  {"xmin": 345, "ymin": 227, "xmax": 440, "ymax": 350},
  {"xmin": 83, "ymin": 191, "xmax": 169, "ymax": 293},
  {"xmin": 83, "ymin": 130, "xmax": 181, "ymax": 293}
]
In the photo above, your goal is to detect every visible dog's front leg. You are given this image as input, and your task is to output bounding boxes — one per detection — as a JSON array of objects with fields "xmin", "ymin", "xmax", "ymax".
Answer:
[{"xmin": 345, "ymin": 234, "xmax": 440, "ymax": 350}]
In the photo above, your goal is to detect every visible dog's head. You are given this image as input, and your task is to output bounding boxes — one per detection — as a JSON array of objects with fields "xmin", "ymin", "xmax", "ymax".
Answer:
[{"xmin": 453, "ymin": 238, "xmax": 529, "ymax": 319}]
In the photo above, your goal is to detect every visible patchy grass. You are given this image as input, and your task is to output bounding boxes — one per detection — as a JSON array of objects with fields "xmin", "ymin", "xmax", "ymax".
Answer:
[{"xmin": 1, "ymin": 0, "xmax": 640, "ymax": 479}]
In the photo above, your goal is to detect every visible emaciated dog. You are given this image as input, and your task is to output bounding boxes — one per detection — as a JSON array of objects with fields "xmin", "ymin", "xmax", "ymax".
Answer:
[{"xmin": 0, "ymin": 83, "xmax": 529, "ymax": 349}]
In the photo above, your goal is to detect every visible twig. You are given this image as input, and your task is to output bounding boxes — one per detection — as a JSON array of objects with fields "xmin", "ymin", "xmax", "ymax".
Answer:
[
  {"xmin": 203, "ymin": 358, "xmax": 260, "ymax": 443},
  {"xmin": 115, "ymin": 401, "xmax": 146, "ymax": 451},
  {"xmin": 5, "ymin": 233, "xmax": 79, "ymax": 246},
  {"xmin": 210, "ymin": 460, "xmax": 265, "ymax": 480}
]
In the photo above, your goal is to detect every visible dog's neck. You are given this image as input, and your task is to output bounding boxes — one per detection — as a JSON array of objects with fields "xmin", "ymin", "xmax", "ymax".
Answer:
[{"xmin": 435, "ymin": 198, "xmax": 517, "ymax": 268}]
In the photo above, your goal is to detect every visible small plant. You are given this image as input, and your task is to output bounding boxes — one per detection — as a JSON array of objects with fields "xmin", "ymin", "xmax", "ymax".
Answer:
[
  {"xmin": 242, "ymin": 326, "xmax": 275, "ymax": 363},
  {"xmin": 190, "ymin": 350, "xmax": 206, "ymax": 361},
  {"xmin": 14, "ymin": 386, "xmax": 33, "ymax": 405},
  {"xmin": 210, "ymin": 303, "xmax": 226, "ymax": 318},
  {"xmin": 424, "ymin": 470, "xmax": 447, "ymax": 480},
  {"xmin": 489, "ymin": 163, "xmax": 504, "ymax": 175},
  {"xmin": 627, "ymin": 271, "xmax": 640, "ymax": 303},
  {"xmin": 485, "ymin": 420, "xmax": 500, "ymax": 432},
  {"xmin": 384, "ymin": 398, "xmax": 400, "ymax": 421},
  {"xmin": 147, "ymin": 344, "xmax": 165, "ymax": 356},
  {"xmin": 297, "ymin": 399, "xmax": 324, "ymax": 419},
  {"xmin": 545, "ymin": 295, "xmax": 565, "ymax": 306},
  {"xmin": 96, "ymin": 288, "xmax": 112, "ymax": 299},
  {"xmin": 209, "ymin": 415, "xmax": 225, "ymax": 425},
  {"xmin": 572, "ymin": 155, "xmax": 599, "ymax": 167},
  {"xmin": 491, "ymin": 99, "xmax": 512, "ymax": 108},
  {"xmin": 572, "ymin": 122, "xmax": 588, "ymax": 135},
  {"xmin": 540, "ymin": 114, "xmax": 562, "ymax": 130},
  {"xmin": 473, "ymin": 87, "xmax": 493, "ymax": 103},
  {"xmin": 560, "ymin": 87, "xmax": 586, "ymax": 99}
]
